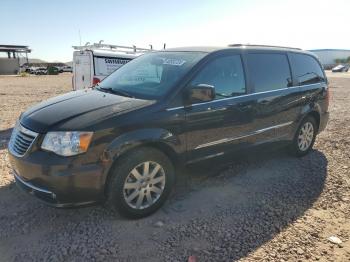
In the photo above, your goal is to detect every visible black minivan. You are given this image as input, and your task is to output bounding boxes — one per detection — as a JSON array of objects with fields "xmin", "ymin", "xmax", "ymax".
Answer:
[{"xmin": 8, "ymin": 45, "xmax": 329, "ymax": 217}]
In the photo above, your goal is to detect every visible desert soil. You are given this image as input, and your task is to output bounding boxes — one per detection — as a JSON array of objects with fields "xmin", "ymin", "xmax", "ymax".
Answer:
[{"xmin": 0, "ymin": 72, "xmax": 349, "ymax": 262}]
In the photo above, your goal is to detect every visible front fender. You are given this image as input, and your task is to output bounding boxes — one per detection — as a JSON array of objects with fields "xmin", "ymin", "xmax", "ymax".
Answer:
[
  {"xmin": 105, "ymin": 128, "xmax": 181, "ymax": 160},
  {"xmin": 99, "ymin": 128, "xmax": 183, "ymax": 188}
]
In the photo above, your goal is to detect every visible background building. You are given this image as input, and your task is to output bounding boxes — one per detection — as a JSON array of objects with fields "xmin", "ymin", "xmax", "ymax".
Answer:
[
  {"xmin": 309, "ymin": 49, "xmax": 350, "ymax": 68},
  {"xmin": 0, "ymin": 45, "xmax": 31, "ymax": 75}
]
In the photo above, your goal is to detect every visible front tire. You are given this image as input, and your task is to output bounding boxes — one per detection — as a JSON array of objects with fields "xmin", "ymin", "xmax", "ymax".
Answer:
[
  {"xmin": 290, "ymin": 116, "xmax": 317, "ymax": 157},
  {"xmin": 106, "ymin": 147, "xmax": 175, "ymax": 218}
]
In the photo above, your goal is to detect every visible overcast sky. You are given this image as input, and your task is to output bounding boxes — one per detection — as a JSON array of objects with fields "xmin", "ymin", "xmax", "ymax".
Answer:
[{"xmin": 1, "ymin": 0, "xmax": 349, "ymax": 62}]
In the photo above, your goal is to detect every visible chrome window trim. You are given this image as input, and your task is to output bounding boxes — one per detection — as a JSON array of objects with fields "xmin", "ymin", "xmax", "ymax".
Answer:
[
  {"xmin": 166, "ymin": 105, "xmax": 185, "ymax": 111},
  {"xmin": 195, "ymin": 121, "xmax": 293, "ymax": 150},
  {"xmin": 166, "ymin": 82, "xmax": 322, "ymax": 111}
]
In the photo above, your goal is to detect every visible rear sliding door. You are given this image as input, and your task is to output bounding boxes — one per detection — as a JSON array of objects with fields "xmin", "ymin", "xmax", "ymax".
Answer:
[{"xmin": 244, "ymin": 52, "xmax": 301, "ymax": 143}]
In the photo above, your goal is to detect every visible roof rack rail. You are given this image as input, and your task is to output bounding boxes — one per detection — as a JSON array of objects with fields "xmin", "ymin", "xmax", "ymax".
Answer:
[
  {"xmin": 72, "ymin": 42, "xmax": 158, "ymax": 54},
  {"xmin": 228, "ymin": 44, "xmax": 301, "ymax": 50}
]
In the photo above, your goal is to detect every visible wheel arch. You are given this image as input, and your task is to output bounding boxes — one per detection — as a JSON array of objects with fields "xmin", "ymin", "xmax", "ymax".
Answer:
[
  {"xmin": 308, "ymin": 111, "xmax": 320, "ymax": 132},
  {"xmin": 299, "ymin": 103, "xmax": 321, "ymax": 133},
  {"xmin": 101, "ymin": 128, "xmax": 182, "ymax": 197}
]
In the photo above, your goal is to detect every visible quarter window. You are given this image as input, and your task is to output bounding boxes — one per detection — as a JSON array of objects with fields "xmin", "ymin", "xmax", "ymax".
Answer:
[
  {"xmin": 289, "ymin": 53, "xmax": 325, "ymax": 85},
  {"xmin": 190, "ymin": 55, "xmax": 246, "ymax": 100},
  {"xmin": 247, "ymin": 53, "xmax": 292, "ymax": 92}
]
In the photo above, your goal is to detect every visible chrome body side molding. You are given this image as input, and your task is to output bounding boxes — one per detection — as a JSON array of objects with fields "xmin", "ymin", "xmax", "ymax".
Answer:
[{"xmin": 195, "ymin": 121, "xmax": 293, "ymax": 150}]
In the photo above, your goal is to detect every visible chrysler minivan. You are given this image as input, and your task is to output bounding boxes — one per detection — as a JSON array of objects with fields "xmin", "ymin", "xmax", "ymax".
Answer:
[{"xmin": 8, "ymin": 45, "xmax": 329, "ymax": 217}]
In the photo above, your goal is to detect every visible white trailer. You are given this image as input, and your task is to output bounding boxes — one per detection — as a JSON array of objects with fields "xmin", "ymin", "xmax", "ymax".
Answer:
[{"xmin": 72, "ymin": 43, "xmax": 153, "ymax": 90}]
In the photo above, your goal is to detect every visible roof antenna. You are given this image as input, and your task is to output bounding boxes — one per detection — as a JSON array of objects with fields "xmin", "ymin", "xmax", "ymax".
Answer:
[{"xmin": 78, "ymin": 29, "xmax": 82, "ymax": 46}]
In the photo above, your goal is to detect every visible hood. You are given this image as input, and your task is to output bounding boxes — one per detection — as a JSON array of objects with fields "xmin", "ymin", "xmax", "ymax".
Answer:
[{"xmin": 20, "ymin": 89, "xmax": 153, "ymax": 133}]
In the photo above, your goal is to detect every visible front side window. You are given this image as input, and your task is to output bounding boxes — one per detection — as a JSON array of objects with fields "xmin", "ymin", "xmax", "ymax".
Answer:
[
  {"xmin": 247, "ymin": 53, "xmax": 292, "ymax": 93},
  {"xmin": 190, "ymin": 55, "xmax": 246, "ymax": 100},
  {"xmin": 289, "ymin": 53, "xmax": 325, "ymax": 85},
  {"xmin": 97, "ymin": 51, "xmax": 207, "ymax": 100}
]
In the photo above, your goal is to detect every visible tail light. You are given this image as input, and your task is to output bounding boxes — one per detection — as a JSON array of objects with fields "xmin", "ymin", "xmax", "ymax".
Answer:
[{"xmin": 92, "ymin": 77, "xmax": 101, "ymax": 86}]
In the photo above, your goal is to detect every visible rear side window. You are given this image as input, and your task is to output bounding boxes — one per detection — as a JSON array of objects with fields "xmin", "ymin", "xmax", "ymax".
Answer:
[
  {"xmin": 289, "ymin": 53, "xmax": 325, "ymax": 85},
  {"xmin": 247, "ymin": 53, "xmax": 292, "ymax": 93},
  {"xmin": 190, "ymin": 55, "xmax": 246, "ymax": 99}
]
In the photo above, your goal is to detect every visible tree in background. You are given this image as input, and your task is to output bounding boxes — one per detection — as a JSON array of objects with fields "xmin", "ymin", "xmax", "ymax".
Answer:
[{"xmin": 335, "ymin": 58, "xmax": 348, "ymax": 64}]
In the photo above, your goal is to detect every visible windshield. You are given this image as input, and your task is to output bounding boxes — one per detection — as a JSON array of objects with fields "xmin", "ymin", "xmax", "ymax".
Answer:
[{"xmin": 97, "ymin": 51, "xmax": 206, "ymax": 99}]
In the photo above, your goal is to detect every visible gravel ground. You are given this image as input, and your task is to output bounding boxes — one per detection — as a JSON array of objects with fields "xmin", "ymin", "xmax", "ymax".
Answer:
[{"xmin": 0, "ymin": 72, "xmax": 349, "ymax": 262}]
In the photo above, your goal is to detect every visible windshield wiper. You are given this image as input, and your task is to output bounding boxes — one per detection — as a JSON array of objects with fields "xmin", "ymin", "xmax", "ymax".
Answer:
[{"xmin": 97, "ymin": 87, "xmax": 134, "ymax": 98}]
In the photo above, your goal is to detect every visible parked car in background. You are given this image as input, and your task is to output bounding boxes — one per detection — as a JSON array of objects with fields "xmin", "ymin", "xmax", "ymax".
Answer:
[
  {"xmin": 60, "ymin": 66, "xmax": 73, "ymax": 73},
  {"xmin": 47, "ymin": 66, "xmax": 59, "ymax": 75},
  {"xmin": 33, "ymin": 67, "xmax": 47, "ymax": 75},
  {"xmin": 72, "ymin": 43, "xmax": 153, "ymax": 90},
  {"xmin": 25, "ymin": 67, "xmax": 38, "ymax": 74},
  {"xmin": 24, "ymin": 67, "xmax": 32, "ymax": 73},
  {"xmin": 332, "ymin": 64, "xmax": 349, "ymax": 72},
  {"xmin": 8, "ymin": 45, "xmax": 329, "ymax": 218}
]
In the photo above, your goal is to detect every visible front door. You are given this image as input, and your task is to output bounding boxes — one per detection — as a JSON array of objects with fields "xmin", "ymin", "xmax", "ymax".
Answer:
[{"xmin": 184, "ymin": 54, "xmax": 255, "ymax": 162}]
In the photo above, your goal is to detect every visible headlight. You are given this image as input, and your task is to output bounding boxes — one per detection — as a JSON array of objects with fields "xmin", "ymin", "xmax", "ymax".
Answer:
[{"xmin": 41, "ymin": 131, "xmax": 93, "ymax": 156}]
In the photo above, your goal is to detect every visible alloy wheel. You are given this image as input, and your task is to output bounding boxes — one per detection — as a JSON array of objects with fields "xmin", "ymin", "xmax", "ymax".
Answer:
[
  {"xmin": 297, "ymin": 122, "xmax": 314, "ymax": 151},
  {"xmin": 123, "ymin": 161, "xmax": 166, "ymax": 209}
]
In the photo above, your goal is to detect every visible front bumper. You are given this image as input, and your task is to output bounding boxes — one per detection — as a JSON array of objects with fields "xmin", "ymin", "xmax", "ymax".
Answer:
[
  {"xmin": 14, "ymin": 172, "xmax": 96, "ymax": 207},
  {"xmin": 9, "ymin": 150, "xmax": 106, "ymax": 207}
]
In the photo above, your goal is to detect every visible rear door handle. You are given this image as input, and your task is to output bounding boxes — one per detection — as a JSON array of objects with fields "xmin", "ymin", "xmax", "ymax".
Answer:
[{"xmin": 302, "ymin": 94, "xmax": 312, "ymax": 100}]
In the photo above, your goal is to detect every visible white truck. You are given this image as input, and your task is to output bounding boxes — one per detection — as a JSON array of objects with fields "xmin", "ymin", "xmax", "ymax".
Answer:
[{"xmin": 72, "ymin": 43, "xmax": 153, "ymax": 90}]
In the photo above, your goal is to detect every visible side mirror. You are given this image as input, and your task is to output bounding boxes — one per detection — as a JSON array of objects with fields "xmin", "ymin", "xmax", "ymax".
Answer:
[{"xmin": 187, "ymin": 84, "xmax": 215, "ymax": 104}]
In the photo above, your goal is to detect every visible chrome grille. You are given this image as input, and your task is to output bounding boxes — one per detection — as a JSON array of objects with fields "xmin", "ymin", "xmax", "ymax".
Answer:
[{"xmin": 9, "ymin": 123, "xmax": 38, "ymax": 157}]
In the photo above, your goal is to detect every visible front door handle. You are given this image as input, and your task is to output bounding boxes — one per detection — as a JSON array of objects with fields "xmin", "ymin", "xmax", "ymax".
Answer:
[
  {"xmin": 259, "ymin": 100, "xmax": 270, "ymax": 105},
  {"xmin": 237, "ymin": 103, "xmax": 252, "ymax": 112}
]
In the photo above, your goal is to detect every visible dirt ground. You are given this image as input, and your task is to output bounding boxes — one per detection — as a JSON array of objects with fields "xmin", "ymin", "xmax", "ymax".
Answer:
[{"xmin": 0, "ymin": 72, "xmax": 349, "ymax": 262}]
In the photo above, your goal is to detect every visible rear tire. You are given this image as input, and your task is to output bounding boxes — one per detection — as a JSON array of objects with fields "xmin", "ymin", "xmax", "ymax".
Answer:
[
  {"xmin": 289, "ymin": 116, "xmax": 317, "ymax": 157},
  {"xmin": 106, "ymin": 147, "xmax": 175, "ymax": 218}
]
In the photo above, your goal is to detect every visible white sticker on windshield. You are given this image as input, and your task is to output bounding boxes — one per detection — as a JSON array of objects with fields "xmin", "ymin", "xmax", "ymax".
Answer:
[{"xmin": 161, "ymin": 58, "xmax": 186, "ymax": 66}]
